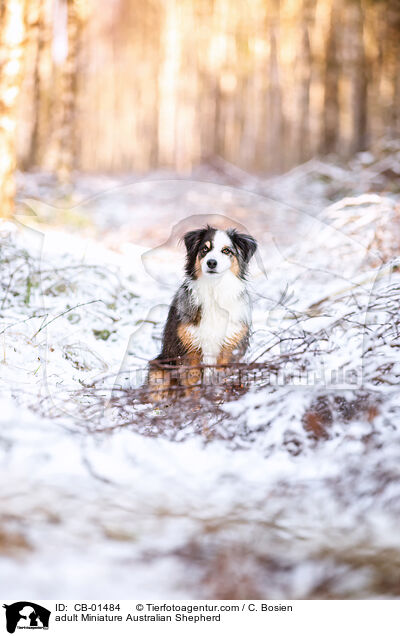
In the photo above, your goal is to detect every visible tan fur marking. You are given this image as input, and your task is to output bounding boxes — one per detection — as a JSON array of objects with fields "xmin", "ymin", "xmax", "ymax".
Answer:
[
  {"xmin": 229, "ymin": 254, "xmax": 240, "ymax": 276},
  {"xmin": 177, "ymin": 323, "xmax": 199, "ymax": 353},
  {"xmin": 180, "ymin": 351, "xmax": 202, "ymax": 397},
  {"xmin": 194, "ymin": 254, "xmax": 202, "ymax": 278},
  {"xmin": 148, "ymin": 364, "xmax": 171, "ymax": 402},
  {"xmin": 176, "ymin": 328, "xmax": 202, "ymax": 397},
  {"xmin": 217, "ymin": 324, "xmax": 248, "ymax": 367}
]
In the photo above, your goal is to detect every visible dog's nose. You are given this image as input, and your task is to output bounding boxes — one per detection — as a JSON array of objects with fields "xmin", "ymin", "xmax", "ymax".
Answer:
[{"xmin": 207, "ymin": 259, "xmax": 217, "ymax": 269}]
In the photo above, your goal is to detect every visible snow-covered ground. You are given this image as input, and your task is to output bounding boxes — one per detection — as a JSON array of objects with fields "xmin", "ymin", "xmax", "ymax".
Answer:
[{"xmin": 2, "ymin": 143, "xmax": 400, "ymax": 599}]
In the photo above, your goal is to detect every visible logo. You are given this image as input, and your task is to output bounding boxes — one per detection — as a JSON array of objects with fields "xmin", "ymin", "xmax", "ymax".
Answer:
[{"xmin": 2, "ymin": 603, "xmax": 50, "ymax": 634}]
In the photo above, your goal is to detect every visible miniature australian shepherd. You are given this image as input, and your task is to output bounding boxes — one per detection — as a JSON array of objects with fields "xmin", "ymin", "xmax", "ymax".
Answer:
[{"xmin": 148, "ymin": 225, "xmax": 257, "ymax": 400}]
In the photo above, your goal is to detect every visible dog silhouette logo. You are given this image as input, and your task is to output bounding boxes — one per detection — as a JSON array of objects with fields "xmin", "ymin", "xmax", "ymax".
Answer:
[{"xmin": 2, "ymin": 602, "xmax": 50, "ymax": 633}]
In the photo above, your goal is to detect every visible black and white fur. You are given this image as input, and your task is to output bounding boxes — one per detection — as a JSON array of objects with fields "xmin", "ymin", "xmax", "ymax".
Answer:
[{"xmin": 148, "ymin": 226, "xmax": 257, "ymax": 399}]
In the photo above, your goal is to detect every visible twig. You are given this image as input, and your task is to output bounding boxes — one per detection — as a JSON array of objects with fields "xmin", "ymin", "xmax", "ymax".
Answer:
[
  {"xmin": 0, "ymin": 312, "xmax": 48, "ymax": 336},
  {"xmin": 32, "ymin": 299, "xmax": 104, "ymax": 338},
  {"xmin": 1, "ymin": 262, "xmax": 27, "ymax": 310}
]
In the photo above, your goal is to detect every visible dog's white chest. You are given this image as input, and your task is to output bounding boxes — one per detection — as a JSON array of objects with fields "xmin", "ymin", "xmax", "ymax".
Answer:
[{"xmin": 188, "ymin": 274, "xmax": 249, "ymax": 364}]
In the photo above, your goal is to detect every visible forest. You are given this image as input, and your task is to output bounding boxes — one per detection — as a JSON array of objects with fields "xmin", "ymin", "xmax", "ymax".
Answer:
[
  {"xmin": 1, "ymin": 0, "xmax": 400, "ymax": 216},
  {"xmin": 1, "ymin": 0, "xmax": 400, "ymax": 604}
]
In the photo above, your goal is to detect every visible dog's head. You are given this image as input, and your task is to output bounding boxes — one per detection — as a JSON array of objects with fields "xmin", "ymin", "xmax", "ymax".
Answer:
[{"xmin": 183, "ymin": 226, "xmax": 257, "ymax": 280}]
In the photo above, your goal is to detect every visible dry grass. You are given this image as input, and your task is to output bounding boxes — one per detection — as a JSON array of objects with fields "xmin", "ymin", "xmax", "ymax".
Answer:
[{"xmin": 0, "ymin": 522, "xmax": 31, "ymax": 557}]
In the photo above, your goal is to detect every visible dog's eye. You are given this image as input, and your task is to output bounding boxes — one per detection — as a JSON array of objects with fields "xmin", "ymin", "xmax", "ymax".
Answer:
[
  {"xmin": 222, "ymin": 247, "xmax": 232, "ymax": 255},
  {"xmin": 200, "ymin": 246, "xmax": 209, "ymax": 257}
]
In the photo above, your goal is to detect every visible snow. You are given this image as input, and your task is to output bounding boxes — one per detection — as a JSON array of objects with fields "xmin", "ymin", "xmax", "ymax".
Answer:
[{"xmin": 2, "ymin": 144, "xmax": 400, "ymax": 599}]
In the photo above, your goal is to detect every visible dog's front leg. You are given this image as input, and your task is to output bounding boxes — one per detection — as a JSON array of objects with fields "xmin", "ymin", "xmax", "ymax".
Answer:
[
  {"xmin": 147, "ymin": 363, "xmax": 171, "ymax": 403},
  {"xmin": 180, "ymin": 351, "xmax": 202, "ymax": 398}
]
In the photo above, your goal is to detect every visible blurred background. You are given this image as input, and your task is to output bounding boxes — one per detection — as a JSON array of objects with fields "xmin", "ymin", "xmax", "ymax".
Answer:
[
  {"xmin": 1, "ymin": 0, "xmax": 400, "ymax": 218},
  {"xmin": 2, "ymin": 0, "xmax": 400, "ymax": 600}
]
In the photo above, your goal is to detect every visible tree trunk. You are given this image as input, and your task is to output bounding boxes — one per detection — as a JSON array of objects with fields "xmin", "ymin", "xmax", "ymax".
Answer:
[
  {"xmin": 56, "ymin": 0, "xmax": 81, "ymax": 184},
  {"xmin": 297, "ymin": 0, "xmax": 316, "ymax": 163},
  {"xmin": 321, "ymin": 1, "xmax": 340, "ymax": 155},
  {"xmin": 0, "ymin": 0, "xmax": 26, "ymax": 218},
  {"xmin": 350, "ymin": 0, "xmax": 368, "ymax": 153},
  {"xmin": 157, "ymin": 0, "xmax": 180, "ymax": 167},
  {"xmin": 26, "ymin": 0, "xmax": 47, "ymax": 168},
  {"xmin": 266, "ymin": 4, "xmax": 284, "ymax": 172}
]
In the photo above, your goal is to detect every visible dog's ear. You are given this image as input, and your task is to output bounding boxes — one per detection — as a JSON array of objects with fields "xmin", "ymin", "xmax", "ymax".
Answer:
[
  {"xmin": 183, "ymin": 228, "xmax": 205, "ymax": 254},
  {"xmin": 231, "ymin": 231, "xmax": 257, "ymax": 262}
]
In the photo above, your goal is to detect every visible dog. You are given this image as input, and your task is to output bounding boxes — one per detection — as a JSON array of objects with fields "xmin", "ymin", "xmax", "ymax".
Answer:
[{"xmin": 148, "ymin": 225, "xmax": 257, "ymax": 400}]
